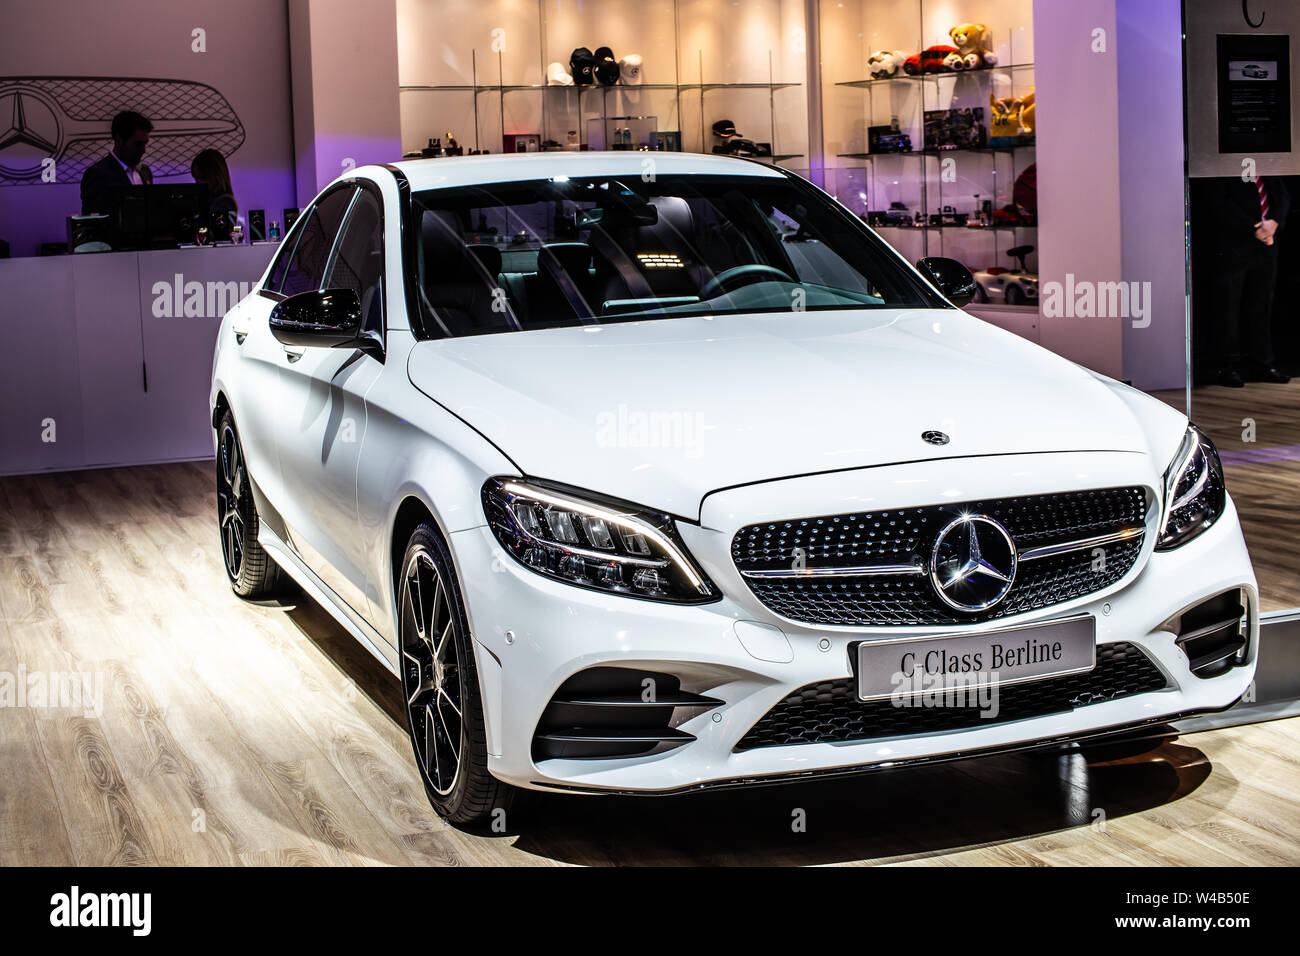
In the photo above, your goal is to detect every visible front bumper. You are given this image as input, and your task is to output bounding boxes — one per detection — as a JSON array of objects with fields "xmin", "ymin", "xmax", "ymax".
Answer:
[{"xmin": 452, "ymin": 458, "xmax": 1258, "ymax": 795}]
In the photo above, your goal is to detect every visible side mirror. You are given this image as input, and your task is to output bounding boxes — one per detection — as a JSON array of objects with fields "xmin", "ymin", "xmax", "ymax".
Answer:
[
  {"xmin": 916, "ymin": 256, "xmax": 978, "ymax": 308},
  {"xmin": 270, "ymin": 289, "xmax": 378, "ymax": 354}
]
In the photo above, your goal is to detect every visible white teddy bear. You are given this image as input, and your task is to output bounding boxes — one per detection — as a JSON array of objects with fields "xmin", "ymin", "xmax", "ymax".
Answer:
[{"xmin": 867, "ymin": 49, "xmax": 905, "ymax": 78}]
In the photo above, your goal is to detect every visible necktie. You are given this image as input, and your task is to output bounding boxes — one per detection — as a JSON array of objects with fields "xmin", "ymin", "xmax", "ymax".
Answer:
[{"xmin": 1257, "ymin": 176, "xmax": 1270, "ymax": 221}]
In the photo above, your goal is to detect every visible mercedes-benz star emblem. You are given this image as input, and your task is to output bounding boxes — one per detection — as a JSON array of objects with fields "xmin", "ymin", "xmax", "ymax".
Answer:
[
  {"xmin": 921, "ymin": 430, "xmax": 950, "ymax": 446},
  {"xmin": 0, "ymin": 78, "xmax": 246, "ymax": 185},
  {"xmin": 0, "ymin": 87, "xmax": 61, "ymax": 179},
  {"xmin": 930, "ymin": 514, "xmax": 1017, "ymax": 611}
]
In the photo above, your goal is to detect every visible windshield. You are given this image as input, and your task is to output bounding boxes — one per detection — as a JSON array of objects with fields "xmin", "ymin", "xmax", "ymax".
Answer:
[{"xmin": 409, "ymin": 172, "xmax": 946, "ymax": 337}]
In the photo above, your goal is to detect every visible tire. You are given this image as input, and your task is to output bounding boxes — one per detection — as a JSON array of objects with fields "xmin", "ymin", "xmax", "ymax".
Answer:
[
  {"xmin": 973, "ymin": 282, "xmax": 989, "ymax": 304},
  {"xmin": 398, "ymin": 521, "xmax": 515, "ymax": 825},
  {"xmin": 1005, "ymin": 284, "xmax": 1025, "ymax": 306},
  {"xmin": 216, "ymin": 411, "xmax": 282, "ymax": 598}
]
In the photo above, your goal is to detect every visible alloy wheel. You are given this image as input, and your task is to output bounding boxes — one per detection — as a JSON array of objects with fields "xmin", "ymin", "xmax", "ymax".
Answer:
[
  {"xmin": 400, "ymin": 548, "xmax": 465, "ymax": 797},
  {"xmin": 217, "ymin": 422, "xmax": 246, "ymax": 581}
]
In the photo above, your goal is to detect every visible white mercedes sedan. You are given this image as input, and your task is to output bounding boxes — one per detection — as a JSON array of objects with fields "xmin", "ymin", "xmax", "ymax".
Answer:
[{"xmin": 210, "ymin": 152, "xmax": 1257, "ymax": 824}]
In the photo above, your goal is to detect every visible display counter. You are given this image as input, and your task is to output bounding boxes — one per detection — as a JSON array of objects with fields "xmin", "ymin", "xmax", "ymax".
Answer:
[{"xmin": 0, "ymin": 243, "xmax": 277, "ymax": 476}]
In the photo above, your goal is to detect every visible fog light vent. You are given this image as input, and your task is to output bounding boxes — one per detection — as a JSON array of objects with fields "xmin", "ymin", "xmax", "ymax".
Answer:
[
  {"xmin": 532, "ymin": 666, "xmax": 721, "ymax": 761},
  {"xmin": 1176, "ymin": 589, "xmax": 1248, "ymax": 679}
]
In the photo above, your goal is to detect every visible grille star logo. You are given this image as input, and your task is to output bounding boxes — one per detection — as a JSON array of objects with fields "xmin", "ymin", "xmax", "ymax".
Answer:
[
  {"xmin": 930, "ymin": 514, "xmax": 1018, "ymax": 611},
  {"xmin": 0, "ymin": 87, "xmax": 61, "ymax": 179}
]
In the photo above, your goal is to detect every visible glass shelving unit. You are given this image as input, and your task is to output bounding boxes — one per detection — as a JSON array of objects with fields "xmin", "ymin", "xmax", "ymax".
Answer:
[{"xmin": 397, "ymin": 1, "xmax": 807, "ymax": 167}]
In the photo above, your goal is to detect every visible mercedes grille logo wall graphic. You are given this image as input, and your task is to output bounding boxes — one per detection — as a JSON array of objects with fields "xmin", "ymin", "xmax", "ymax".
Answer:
[
  {"xmin": 929, "ymin": 514, "xmax": 1018, "ymax": 611},
  {"xmin": 0, "ymin": 77, "xmax": 245, "ymax": 185}
]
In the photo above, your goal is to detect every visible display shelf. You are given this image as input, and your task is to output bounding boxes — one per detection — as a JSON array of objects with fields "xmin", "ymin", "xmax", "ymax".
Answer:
[
  {"xmin": 695, "ymin": 81, "xmax": 802, "ymax": 91},
  {"xmin": 873, "ymin": 223, "xmax": 1035, "ymax": 231},
  {"xmin": 835, "ymin": 62, "xmax": 1036, "ymax": 90},
  {"xmin": 837, "ymin": 144, "xmax": 1034, "ymax": 160},
  {"xmin": 400, "ymin": 83, "xmax": 686, "ymax": 92},
  {"xmin": 400, "ymin": 35, "xmax": 805, "ymax": 161},
  {"xmin": 820, "ymin": 0, "xmax": 1039, "ymax": 277},
  {"xmin": 400, "ymin": 81, "xmax": 802, "ymax": 93}
]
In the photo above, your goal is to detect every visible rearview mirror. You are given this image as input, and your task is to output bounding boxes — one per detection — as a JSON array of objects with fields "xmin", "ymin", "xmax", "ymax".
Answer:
[
  {"xmin": 916, "ymin": 257, "xmax": 978, "ymax": 308},
  {"xmin": 270, "ymin": 289, "xmax": 379, "ymax": 356},
  {"xmin": 576, "ymin": 203, "xmax": 658, "ymax": 229}
]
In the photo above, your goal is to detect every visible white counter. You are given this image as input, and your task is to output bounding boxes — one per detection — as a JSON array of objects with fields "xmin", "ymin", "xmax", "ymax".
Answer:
[{"xmin": 0, "ymin": 243, "xmax": 278, "ymax": 476}]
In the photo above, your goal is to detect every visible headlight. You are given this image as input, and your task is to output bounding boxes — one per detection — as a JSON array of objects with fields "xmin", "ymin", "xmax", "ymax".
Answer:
[
  {"xmin": 482, "ymin": 478, "xmax": 719, "ymax": 603},
  {"xmin": 1156, "ymin": 424, "xmax": 1226, "ymax": 551}
]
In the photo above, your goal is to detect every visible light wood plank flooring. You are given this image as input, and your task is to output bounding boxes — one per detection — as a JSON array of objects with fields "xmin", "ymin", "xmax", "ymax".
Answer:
[
  {"xmin": 1154, "ymin": 381, "xmax": 1300, "ymax": 612},
  {"xmin": 1, "ymin": 462, "xmax": 1297, "ymax": 866}
]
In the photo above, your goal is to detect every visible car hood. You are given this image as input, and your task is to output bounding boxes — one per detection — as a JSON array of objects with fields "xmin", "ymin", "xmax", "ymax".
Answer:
[{"xmin": 407, "ymin": 309, "xmax": 1153, "ymax": 519}]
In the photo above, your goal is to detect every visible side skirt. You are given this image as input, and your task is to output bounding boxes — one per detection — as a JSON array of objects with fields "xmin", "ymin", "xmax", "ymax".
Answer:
[{"xmin": 258, "ymin": 526, "xmax": 400, "ymax": 676}]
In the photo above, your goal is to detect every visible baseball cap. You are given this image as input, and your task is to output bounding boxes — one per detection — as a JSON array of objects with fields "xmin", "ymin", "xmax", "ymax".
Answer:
[
  {"xmin": 712, "ymin": 119, "xmax": 740, "ymax": 138},
  {"xmin": 570, "ymin": 47, "xmax": 596, "ymax": 85},
  {"xmin": 618, "ymin": 53, "xmax": 644, "ymax": 84},
  {"xmin": 593, "ymin": 46, "xmax": 620, "ymax": 85}
]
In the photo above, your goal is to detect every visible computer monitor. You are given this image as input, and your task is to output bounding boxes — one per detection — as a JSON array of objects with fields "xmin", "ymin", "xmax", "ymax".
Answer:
[
  {"xmin": 67, "ymin": 214, "xmax": 112, "ymax": 253},
  {"xmin": 103, "ymin": 183, "xmax": 211, "ymax": 250}
]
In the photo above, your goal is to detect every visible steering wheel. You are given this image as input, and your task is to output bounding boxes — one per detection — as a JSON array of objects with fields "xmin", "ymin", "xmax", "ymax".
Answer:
[{"xmin": 698, "ymin": 264, "xmax": 793, "ymax": 300}]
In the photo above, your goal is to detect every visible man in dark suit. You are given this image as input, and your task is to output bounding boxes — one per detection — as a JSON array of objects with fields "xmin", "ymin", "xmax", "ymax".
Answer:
[
  {"xmin": 80, "ymin": 110, "xmax": 154, "ymax": 215},
  {"xmin": 1205, "ymin": 174, "xmax": 1291, "ymax": 386}
]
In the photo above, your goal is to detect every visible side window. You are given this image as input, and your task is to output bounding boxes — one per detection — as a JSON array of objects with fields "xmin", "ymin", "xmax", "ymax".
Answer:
[
  {"xmin": 264, "ymin": 222, "xmax": 300, "ymax": 293},
  {"xmin": 325, "ymin": 187, "xmax": 384, "ymax": 334},
  {"xmin": 279, "ymin": 186, "xmax": 356, "ymax": 296}
]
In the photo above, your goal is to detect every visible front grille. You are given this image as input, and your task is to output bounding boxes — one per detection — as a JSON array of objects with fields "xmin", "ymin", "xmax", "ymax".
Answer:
[
  {"xmin": 735, "ymin": 641, "xmax": 1167, "ymax": 751},
  {"xmin": 732, "ymin": 486, "xmax": 1149, "ymax": 626}
]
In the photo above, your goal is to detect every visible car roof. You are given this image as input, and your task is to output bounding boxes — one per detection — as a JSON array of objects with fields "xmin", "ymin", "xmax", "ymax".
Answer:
[{"xmin": 384, "ymin": 150, "xmax": 788, "ymax": 192}]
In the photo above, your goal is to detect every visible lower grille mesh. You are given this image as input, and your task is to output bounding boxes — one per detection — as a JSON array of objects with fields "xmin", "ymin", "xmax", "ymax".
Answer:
[{"xmin": 735, "ymin": 641, "xmax": 1167, "ymax": 751}]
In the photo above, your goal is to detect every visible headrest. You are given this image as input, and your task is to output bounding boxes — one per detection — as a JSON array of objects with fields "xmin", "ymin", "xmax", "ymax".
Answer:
[
  {"xmin": 422, "ymin": 211, "xmax": 501, "ymax": 286},
  {"xmin": 648, "ymin": 196, "xmax": 694, "ymax": 238},
  {"xmin": 466, "ymin": 243, "xmax": 502, "ymax": 276},
  {"xmin": 539, "ymin": 242, "xmax": 593, "ymax": 278},
  {"xmin": 421, "ymin": 210, "xmax": 463, "ymax": 279}
]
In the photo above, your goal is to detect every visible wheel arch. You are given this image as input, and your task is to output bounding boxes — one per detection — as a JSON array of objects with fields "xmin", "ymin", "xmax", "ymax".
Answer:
[
  {"xmin": 391, "ymin": 493, "xmax": 441, "ymax": 600},
  {"xmin": 212, "ymin": 389, "xmax": 231, "ymax": 429}
]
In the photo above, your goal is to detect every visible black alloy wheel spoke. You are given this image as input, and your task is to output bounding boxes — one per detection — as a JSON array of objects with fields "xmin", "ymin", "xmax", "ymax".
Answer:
[
  {"xmin": 401, "ymin": 549, "xmax": 465, "ymax": 796},
  {"xmin": 218, "ymin": 426, "xmax": 246, "ymax": 579}
]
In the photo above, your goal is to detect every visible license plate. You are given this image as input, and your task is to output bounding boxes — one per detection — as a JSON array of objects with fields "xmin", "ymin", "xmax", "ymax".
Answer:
[{"xmin": 856, "ymin": 615, "xmax": 1097, "ymax": 702}]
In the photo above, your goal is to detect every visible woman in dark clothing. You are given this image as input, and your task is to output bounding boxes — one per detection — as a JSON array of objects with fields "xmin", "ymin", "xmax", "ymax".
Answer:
[{"xmin": 191, "ymin": 149, "xmax": 238, "ymax": 241}]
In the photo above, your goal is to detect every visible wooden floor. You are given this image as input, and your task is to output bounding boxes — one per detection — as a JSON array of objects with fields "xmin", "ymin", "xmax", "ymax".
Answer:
[
  {"xmin": 1154, "ymin": 381, "xmax": 1300, "ymax": 611},
  {"xmin": 1, "ymin": 462, "xmax": 1298, "ymax": 866}
]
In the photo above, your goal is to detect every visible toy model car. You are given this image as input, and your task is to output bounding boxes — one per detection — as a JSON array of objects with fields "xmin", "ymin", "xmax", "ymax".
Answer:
[
  {"xmin": 903, "ymin": 45, "xmax": 961, "ymax": 75},
  {"xmin": 973, "ymin": 244, "xmax": 1039, "ymax": 305},
  {"xmin": 868, "ymin": 201, "xmax": 915, "ymax": 227},
  {"xmin": 928, "ymin": 205, "xmax": 968, "ymax": 227}
]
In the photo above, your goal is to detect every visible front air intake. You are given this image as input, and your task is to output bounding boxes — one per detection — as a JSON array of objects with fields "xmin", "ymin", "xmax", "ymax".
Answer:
[
  {"xmin": 1175, "ymin": 589, "xmax": 1248, "ymax": 678},
  {"xmin": 532, "ymin": 667, "xmax": 722, "ymax": 760}
]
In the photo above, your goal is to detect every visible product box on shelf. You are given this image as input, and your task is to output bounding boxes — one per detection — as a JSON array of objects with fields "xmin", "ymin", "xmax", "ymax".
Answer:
[{"xmin": 923, "ymin": 108, "xmax": 988, "ymax": 150}]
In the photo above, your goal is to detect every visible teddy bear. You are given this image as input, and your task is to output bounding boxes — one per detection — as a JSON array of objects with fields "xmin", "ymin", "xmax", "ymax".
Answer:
[
  {"xmin": 989, "ymin": 88, "xmax": 1036, "ymax": 144},
  {"xmin": 868, "ymin": 49, "xmax": 905, "ymax": 78},
  {"xmin": 1018, "ymin": 89, "xmax": 1035, "ymax": 133},
  {"xmin": 949, "ymin": 23, "xmax": 998, "ymax": 70}
]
